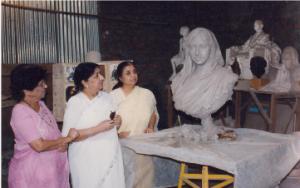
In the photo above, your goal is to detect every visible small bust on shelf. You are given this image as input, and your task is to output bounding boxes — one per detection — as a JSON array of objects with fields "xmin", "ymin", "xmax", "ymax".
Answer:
[
  {"xmin": 260, "ymin": 46, "xmax": 300, "ymax": 92},
  {"xmin": 282, "ymin": 46, "xmax": 300, "ymax": 91}
]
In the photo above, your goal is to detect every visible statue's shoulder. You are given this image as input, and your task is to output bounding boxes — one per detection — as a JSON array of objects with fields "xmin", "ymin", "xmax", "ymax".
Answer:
[{"xmin": 260, "ymin": 32, "xmax": 270, "ymax": 40}]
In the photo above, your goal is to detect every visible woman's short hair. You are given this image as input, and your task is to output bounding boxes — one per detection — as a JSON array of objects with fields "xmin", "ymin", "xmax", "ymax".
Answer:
[
  {"xmin": 73, "ymin": 62, "xmax": 99, "ymax": 92},
  {"xmin": 10, "ymin": 64, "xmax": 47, "ymax": 102},
  {"xmin": 112, "ymin": 61, "xmax": 135, "ymax": 89}
]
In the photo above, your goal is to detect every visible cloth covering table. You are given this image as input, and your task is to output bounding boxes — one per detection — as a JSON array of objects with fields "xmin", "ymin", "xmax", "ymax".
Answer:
[{"xmin": 121, "ymin": 125, "xmax": 300, "ymax": 188}]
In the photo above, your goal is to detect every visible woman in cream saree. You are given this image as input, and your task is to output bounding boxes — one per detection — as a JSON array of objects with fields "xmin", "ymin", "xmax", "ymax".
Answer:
[
  {"xmin": 111, "ymin": 61, "xmax": 159, "ymax": 188},
  {"xmin": 112, "ymin": 86, "xmax": 158, "ymax": 136},
  {"xmin": 62, "ymin": 63, "xmax": 125, "ymax": 188}
]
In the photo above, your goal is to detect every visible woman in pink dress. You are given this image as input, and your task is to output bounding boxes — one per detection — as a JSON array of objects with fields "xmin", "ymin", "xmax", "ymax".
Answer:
[{"xmin": 8, "ymin": 64, "xmax": 78, "ymax": 188}]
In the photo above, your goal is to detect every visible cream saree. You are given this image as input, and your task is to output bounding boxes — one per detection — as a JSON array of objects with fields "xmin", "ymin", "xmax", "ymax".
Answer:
[
  {"xmin": 111, "ymin": 86, "xmax": 159, "ymax": 136},
  {"xmin": 111, "ymin": 86, "xmax": 159, "ymax": 188},
  {"xmin": 62, "ymin": 92, "xmax": 125, "ymax": 188}
]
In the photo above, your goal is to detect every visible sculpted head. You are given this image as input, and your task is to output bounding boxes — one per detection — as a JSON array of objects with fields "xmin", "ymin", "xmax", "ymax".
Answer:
[
  {"xmin": 282, "ymin": 46, "xmax": 299, "ymax": 70},
  {"xmin": 180, "ymin": 26, "xmax": 190, "ymax": 37},
  {"xmin": 254, "ymin": 20, "xmax": 264, "ymax": 33},
  {"xmin": 186, "ymin": 28, "xmax": 212, "ymax": 65}
]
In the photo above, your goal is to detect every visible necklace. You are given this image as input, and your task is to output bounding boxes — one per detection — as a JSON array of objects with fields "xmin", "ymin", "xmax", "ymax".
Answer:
[
  {"xmin": 38, "ymin": 107, "xmax": 55, "ymax": 128},
  {"xmin": 22, "ymin": 100, "xmax": 54, "ymax": 128}
]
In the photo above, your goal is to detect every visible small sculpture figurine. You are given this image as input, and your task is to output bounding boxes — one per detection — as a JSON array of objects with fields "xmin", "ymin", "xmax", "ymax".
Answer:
[
  {"xmin": 226, "ymin": 20, "xmax": 281, "ymax": 79},
  {"xmin": 282, "ymin": 46, "xmax": 300, "ymax": 91},
  {"xmin": 171, "ymin": 27, "xmax": 238, "ymax": 141},
  {"xmin": 235, "ymin": 20, "xmax": 270, "ymax": 52},
  {"xmin": 169, "ymin": 26, "xmax": 190, "ymax": 81}
]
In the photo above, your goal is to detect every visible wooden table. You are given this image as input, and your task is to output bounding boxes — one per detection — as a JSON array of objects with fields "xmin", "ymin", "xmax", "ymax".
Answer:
[
  {"xmin": 165, "ymin": 83, "xmax": 174, "ymax": 128},
  {"xmin": 234, "ymin": 80, "xmax": 300, "ymax": 132}
]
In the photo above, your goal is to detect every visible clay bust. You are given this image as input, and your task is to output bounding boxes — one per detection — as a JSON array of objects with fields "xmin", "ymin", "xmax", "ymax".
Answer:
[
  {"xmin": 282, "ymin": 46, "xmax": 300, "ymax": 91},
  {"xmin": 261, "ymin": 46, "xmax": 300, "ymax": 92},
  {"xmin": 169, "ymin": 26, "xmax": 190, "ymax": 81},
  {"xmin": 171, "ymin": 27, "xmax": 238, "ymax": 140}
]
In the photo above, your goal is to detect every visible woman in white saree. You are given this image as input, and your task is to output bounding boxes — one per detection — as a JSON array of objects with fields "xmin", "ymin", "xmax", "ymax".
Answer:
[
  {"xmin": 62, "ymin": 63, "xmax": 125, "ymax": 188},
  {"xmin": 110, "ymin": 61, "xmax": 159, "ymax": 188}
]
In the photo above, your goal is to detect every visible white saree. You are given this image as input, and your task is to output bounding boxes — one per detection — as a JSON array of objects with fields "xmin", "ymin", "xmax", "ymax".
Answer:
[
  {"xmin": 111, "ymin": 86, "xmax": 159, "ymax": 188},
  {"xmin": 62, "ymin": 92, "xmax": 125, "ymax": 188}
]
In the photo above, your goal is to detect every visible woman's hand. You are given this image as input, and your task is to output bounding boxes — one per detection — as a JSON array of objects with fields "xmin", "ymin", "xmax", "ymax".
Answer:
[
  {"xmin": 67, "ymin": 128, "xmax": 79, "ymax": 142},
  {"xmin": 98, "ymin": 120, "xmax": 115, "ymax": 131},
  {"xmin": 144, "ymin": 127, "xmax": 154, "ymax": 134},
  {"xmin": 118, "ymin": 131, "xmax": 130, "ymax": 138},
  {"xmin": 145, "ymin": 112, "xmax": 156, "ymax": 134},
  {"xmin": 113, "ymin": 115, "xmax": 122, "ymax": 129},
  {"xmin": 57, "ymin": 143, "xmax": 68, "ymax": 152},
  {"xmin": 56, "ymin": 128, "xmax": 79, "ymax": 152}
]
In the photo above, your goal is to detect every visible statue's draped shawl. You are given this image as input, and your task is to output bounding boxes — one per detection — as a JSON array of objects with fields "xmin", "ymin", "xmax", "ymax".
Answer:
[{"xmin": 171, "ymin": 28, "xmax": 238, "ymax": 118}]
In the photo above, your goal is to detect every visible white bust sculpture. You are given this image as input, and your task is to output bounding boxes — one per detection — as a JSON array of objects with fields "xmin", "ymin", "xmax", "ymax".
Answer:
[
  {"xmin": 282, "ymin": 46, "xmax": 300, "ymax": 86},
  {"xmin": 171, "ymin": 27, "xmax": 238, "ymax": 140},
  {"xmin": 227, "ymin": 20, "xmax": 281, "ymax": 79},
  {"xmin": 261, "ymin": 46, "xmax": 300, "ymax": 92},
  {"xmin": 169, "ymin": 26, "xmax": 190, "ymax": 81}
]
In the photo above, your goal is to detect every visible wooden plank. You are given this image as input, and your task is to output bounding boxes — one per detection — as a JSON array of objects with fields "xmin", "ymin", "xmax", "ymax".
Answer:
[
  {"xmin": 166, "ymin": 84, "xmax": 174, "ymax": 128},
  {"xmin": 270, "ymin": 94, "xmax": 277, "ymax": 132},
  {"xmin": 234, "ymin": 91, "xmax": 241, "ymax": 128},
  {"xmin": 296, "ymin": 98, "xmax": 300, "ymax": 131}
]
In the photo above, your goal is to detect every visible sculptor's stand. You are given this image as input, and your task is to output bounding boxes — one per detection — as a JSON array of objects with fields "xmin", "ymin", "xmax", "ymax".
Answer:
[{"xmin": 178, "ymin": 163, "xmax": 234, "ymax": 188}]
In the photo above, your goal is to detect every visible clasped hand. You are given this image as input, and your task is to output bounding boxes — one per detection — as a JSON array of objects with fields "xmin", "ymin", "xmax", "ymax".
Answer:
[{"xmin": 58, "ymin": 128, "xmax": 79, "ymax": 152}]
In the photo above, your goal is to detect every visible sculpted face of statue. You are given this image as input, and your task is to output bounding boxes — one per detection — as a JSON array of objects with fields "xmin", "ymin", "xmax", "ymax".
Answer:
[
  {"xmin": 180, "ymin": 26, "xmax": 189, "ymax": 37},
  {"xmin": 282, "ymin": 46, "xmax": 299, "ymax": 70},
  {"xmin": 187, "ymin": 33, "xmax": 211, "ymax": 65},
  {"xmin": 254, "ymin": 20, "xmax": 264, "ymax": 33}
]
